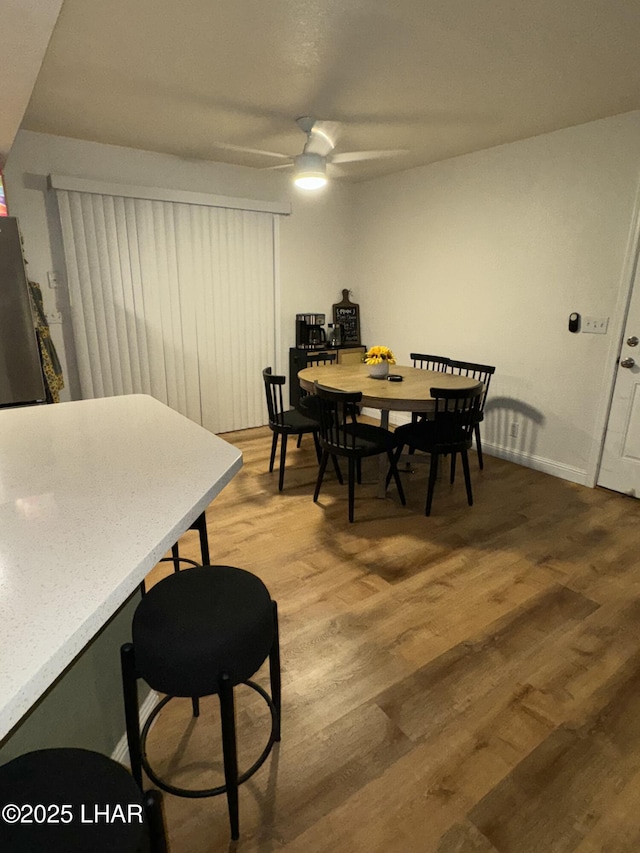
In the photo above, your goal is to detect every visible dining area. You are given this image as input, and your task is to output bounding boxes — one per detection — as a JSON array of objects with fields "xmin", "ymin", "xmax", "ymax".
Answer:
[{"xmin": 262, "ymin": 347, "xmax": 495, "ymax": 522}]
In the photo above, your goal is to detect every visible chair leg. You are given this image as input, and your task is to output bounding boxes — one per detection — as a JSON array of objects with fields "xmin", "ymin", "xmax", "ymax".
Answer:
[
  {"xmin": 462, "ymin": 449, "xmax": 474, "ymax": 506},
  {"xmin": 297, "ymin": 433, "xmax": 303, "ymax": 448},
  {"xmin": 409, "ymin": 413, "xmax": 418, "ymax": 454},
  {"xmin": 312, "ymin": 431, "xmax": 322, "ymax": 463},
  {"xmin": 386, "ymin": 444, "xmax": 404, "ymax": 489},
  {"xmin": 219, "ymin": 673, "xmax": 239, "ymax": 840},
  {"xmin": 356, "ymin": 458, "xmax": 362, "ymax": 484},
  {"xmin": 269, "ymin": 432, "xmax": 278, "ymax": 473},
  {"xmin": 425, "ymin": 452, "xmax": 439, "ymax": 516},
  {"xmin": 450, "ymin": 452, "xmax": 457, "ymax": 484},
  {"xmin": 348, "ymin": 457, "xmax": 356, "ymax": 522},
  {"xmin": 314, "ymin": 450, "xmax": 329, "ymax": 502},
  {"xmin": 278, "ymin": 433, "xmax": 288, "ymax": 491},
  {"xmin": 475, "ymin": 423, "xmax": 484, "ymax": 470},
  {"xmin": 120, "ymin": 643, "xmax": 143, "ymax": 788},
  {"xmin": 331, "ymin": 454, "xmax": 343, "ymax": 484},
  {"xmin": 270, "ymin": 601, "xmax": 282, "ymax": 742},
  {"xmin": 191, "ymin": 696, "xmax": 200, "ymax": 717},
  {"xmin": 143, "ymin": 790, "xmax": 168, "ymax": 853},
  {"xmin": 386, "ymin": 450, "xmax": 406, "ymax": 506},
  {"xmin": 171, "ymin": 543, "xmax": 180, "ymax": 573}
]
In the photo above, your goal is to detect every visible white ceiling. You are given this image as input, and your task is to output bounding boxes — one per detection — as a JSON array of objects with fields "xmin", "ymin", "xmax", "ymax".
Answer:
[
  {"xmin": 16, "ymin": 0, "xmax": 640, "ymax": 181},
  {"xmin": 1, "ymin": 0, "xmax": 63, "ymax": 166}
]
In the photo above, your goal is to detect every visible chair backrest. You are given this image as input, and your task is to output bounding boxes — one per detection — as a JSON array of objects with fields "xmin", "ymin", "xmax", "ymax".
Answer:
[
  {"xmin": 448, "ymin": 359, "xmax": 496, "ymax": 410},
  {"xmin": 262, "ymin": 366, "xmax": 287, "ymax": 427},
  {"xmin": 298, "ymin": 352, "xmax": 337, "ymax": 406},
  {"xmin": 410, "ymin": 352, "xmax": 450, "ymax": 372},
  {"xmin": 430, "ymin": 383, "xmax": 484, "ymax": 448},
  {"xmin": 313, "ymin": 382, "xmax": 363, "ymax": 453},
  {"xmin": 307, "ymin": 351, "xmax": 337, "ymax": 368}
]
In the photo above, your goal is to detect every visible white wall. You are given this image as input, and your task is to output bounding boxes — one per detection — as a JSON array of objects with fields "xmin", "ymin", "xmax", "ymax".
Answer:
[
  {"xmin": 4, "ymin": 130, "xmax": 354, "ymax": 400},
  {"xmin": 352, "ymin": 111, "xmax": 640, "ymax": 484},
  {"xmin": 7, "ymin": 117, "xmax": 640, "ymax": 484}
]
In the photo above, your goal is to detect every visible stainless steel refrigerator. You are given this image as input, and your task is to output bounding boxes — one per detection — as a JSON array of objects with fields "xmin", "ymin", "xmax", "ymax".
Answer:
[{"xmin": 0, "ymin": 217, "xmax": 46, "ymax": 407}]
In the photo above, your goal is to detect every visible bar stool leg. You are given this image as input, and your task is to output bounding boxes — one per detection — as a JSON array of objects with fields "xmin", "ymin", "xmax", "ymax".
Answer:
[
  {"xmin": 270, "ymin": 601, "xmax": 282, "ymax": 742},
  {"xmin": 196, "ymin": 512, "xmax": 210, "ymax": 565},
  {"xmin": 219, "ymin": 672, "xmax": 239, "ymax": 840},
  {"xmin": 192, "ymin": 696, "xmax": 200, "ymax": 717},
  {"xmin": 121, "ymin": 643, "xmax": 143, "ymax": 788},
  {"xmin": 144, "ymin": 790, "xmax": 168, "ymax": 853}
]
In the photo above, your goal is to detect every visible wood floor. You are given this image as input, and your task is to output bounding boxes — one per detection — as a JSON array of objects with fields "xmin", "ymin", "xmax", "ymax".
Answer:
[{"xmin": 144, "ymin": 425, "xmax": 640, "ymax": 852}]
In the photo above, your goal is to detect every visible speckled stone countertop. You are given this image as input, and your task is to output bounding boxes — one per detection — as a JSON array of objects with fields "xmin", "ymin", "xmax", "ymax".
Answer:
[{"xmin": 0, "ymin": 394, "xmax": 242, "ymax": 741}]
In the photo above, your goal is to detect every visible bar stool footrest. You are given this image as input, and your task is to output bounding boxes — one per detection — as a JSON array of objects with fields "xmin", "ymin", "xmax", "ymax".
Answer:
[
  {"xmin": 159, "ymin": 556, "xmax": 201, "ymax": 569},
  {"xmin": 140, "ymin": 680, "xmax": 278, "ymax": 799}
]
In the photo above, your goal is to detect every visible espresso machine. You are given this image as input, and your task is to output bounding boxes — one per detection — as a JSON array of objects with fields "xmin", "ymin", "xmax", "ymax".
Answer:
[{"xmin": 295, "ymin": 313, "xmax": 327, "ymax": 349}]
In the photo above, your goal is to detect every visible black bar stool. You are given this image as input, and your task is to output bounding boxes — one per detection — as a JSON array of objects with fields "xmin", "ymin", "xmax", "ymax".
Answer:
[
  {"xmin": 121, "ymin": 564, "xmax": 281, "ymax": 841},
  {"xmin": 168, "ymin": 509, "xmax": 210, "ymax": 570},
  {"xmin": 0, "ymin": 747, "xmax": 167, "ymax": 852},
  {"xmin": 140, "ymin": 510, "xmax": 211, "ymax": 596}
]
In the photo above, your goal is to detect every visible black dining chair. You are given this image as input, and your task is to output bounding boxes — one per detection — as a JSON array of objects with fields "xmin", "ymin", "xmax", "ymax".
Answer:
[
  {"xmin": 447, "ymin": 359, "xmax": 496, "ymax": 469},
  {"xmin": 389, "ymin": 383, "xmax": 483, "ymax": 516},
  {"xmin": 410, "ymin": 352, "xmax": 450, "ymax": 372},
  {"xmin": 262, "ymin": 367, "xmax": 321, "ymax": 491},
  {"xmin": 313, "ymin": 382, "xmax": 406, "ymax": 522},
  {"xmin": 297, "ymin": 351, "xmax": 337, "ymax": 442},
  {"xmin": 409, "ymin": 353, "xmax": 450, "ymax": 426}
]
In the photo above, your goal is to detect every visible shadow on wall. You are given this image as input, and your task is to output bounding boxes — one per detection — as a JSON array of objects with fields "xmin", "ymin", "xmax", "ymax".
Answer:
[{"xmin": 484, "ymin": 396, "xmax": 545, "ymax": 457}]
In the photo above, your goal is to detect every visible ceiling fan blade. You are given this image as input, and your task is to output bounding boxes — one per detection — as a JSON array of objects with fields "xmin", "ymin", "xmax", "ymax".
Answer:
[
  {"xmin": 260, "ymin": 162, "xmax": 294, "ymax": 171},
  {"xmin": 210, "ymin": 141, "xmax": 291, "ymax": 161},
  {"xmin": 331, "ymin": 149, "xmax": 409, "ymax": 164},
  {"xmin": 304, "ymin": 120, "xmax": 341, "ymax": 157}
]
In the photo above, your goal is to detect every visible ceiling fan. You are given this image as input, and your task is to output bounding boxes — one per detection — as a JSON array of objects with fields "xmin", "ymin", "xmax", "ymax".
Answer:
[{"xmin": 263, "ymin": 116, "xmax": 408, "ymax": 189}]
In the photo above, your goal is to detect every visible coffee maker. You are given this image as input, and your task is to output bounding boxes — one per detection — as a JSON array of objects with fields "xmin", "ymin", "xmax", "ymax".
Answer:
[
  {"xmin": 296, "ymin": 313, "xmax": 327, "ymax": 349},
  {"xmin": 327, "ymin": 323, "xmax": 343, "ymax": 347}
]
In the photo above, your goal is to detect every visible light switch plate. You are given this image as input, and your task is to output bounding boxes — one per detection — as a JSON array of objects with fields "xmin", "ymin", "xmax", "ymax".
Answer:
[{"xmin": 582, "ymin": 316, "xmax": 609, "ymax": 334}]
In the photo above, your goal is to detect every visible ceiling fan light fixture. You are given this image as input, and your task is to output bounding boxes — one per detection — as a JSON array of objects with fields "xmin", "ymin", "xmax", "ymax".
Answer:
[{"xmin": 293, "ymin": 153, "xmax": 327, "ymax": 190}]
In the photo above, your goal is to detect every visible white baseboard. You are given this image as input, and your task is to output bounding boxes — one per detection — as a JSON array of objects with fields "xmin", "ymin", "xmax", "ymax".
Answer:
[
  {"xmin": 481, "ymin": 442, "xmax": 588, "ymax": 486},
  {"xmin": 111, "ymin": 689, "xmax": 159, "ymax": 766},
  {"xmin": 361, "ymin": 407, "xmax": 588, "ymax": 487}
]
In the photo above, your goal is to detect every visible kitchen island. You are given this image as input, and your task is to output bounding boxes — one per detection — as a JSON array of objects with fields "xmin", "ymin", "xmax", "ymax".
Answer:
[{"xmin": 0, "ymin": 395, "xmax": 242, "ymax": 752}]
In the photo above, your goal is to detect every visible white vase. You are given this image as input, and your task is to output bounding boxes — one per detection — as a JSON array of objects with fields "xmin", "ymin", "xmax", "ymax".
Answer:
[{"xmin": 369, "ymin": 360, "xmax": 389, "ymax": 379}]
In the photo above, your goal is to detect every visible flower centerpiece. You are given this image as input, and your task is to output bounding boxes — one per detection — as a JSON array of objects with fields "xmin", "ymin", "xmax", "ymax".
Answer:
[{"xmin": 365, "ymin": 345, "xmax": 396, "ymax": 378}]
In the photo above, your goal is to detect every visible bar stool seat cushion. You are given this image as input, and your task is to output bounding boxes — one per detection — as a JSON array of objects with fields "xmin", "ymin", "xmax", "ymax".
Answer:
[
  {"xmin": 133, "ymin": 565, "xmax": 274, "ymax": 697},
  {"xmin": 0, "ymin": 748, "xmax": 147, "ymax": 852}
]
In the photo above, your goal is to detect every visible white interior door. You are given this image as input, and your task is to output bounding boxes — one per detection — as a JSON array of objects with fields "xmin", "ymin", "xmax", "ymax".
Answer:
[{"xmin": 598, "ymin": 262, "xmax": 640, "ymax": 496}]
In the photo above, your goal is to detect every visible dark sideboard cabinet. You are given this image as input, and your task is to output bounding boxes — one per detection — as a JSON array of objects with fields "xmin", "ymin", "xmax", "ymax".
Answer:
[{"xmin": 289, "ymin": 346, "xmax": 366, "ymax": 408}]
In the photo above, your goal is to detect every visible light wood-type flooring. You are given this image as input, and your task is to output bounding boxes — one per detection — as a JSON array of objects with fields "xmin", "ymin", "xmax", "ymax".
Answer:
[{"xmin": 143, "ymin": 424, "xmax": 640, "ymax": 853}]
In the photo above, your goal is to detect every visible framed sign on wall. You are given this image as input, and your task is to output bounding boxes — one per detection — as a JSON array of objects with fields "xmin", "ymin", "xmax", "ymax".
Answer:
[{"xmin": 332, "ymin": 289, "xmax": 361, "ymax": 345}]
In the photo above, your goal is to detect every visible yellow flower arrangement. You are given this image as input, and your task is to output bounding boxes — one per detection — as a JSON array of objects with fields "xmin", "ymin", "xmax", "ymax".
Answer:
[{"xmin": 364, "ymin": 345, "xmax": 396, "ymax": 365}]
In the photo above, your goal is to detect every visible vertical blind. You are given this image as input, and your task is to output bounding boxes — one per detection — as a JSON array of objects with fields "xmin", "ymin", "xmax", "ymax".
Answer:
[{"xmin": 55, "ymin": 189, "xmax": 278, "ymax": 433}]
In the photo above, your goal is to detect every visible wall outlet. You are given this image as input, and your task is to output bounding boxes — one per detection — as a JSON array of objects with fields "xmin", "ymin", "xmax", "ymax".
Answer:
[
  {"xmin": 46, "ymin": 310, "xmax": 62, "ymax": 324},
  {"xmin": 582, "ymin": 316, "xmax": 609, "ymax": 334},
  {"xmin": 509, "ymin": 422, "xmax": 519, "ymax": 438},
  {"xmin": 47, "ymin": 270, "xmax": 61, "ymax": 288}
]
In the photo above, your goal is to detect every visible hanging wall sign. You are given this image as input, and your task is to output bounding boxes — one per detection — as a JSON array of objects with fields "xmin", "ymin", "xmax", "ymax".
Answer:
[{"xmin": 332, "ymin": 289, "xmax": 361, "ymax": 345}]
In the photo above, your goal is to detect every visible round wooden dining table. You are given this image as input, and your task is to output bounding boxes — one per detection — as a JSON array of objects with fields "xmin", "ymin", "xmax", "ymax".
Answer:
[{"xmin": 298, "ymin": 362, "xmax": 481, "ymax": 427}]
